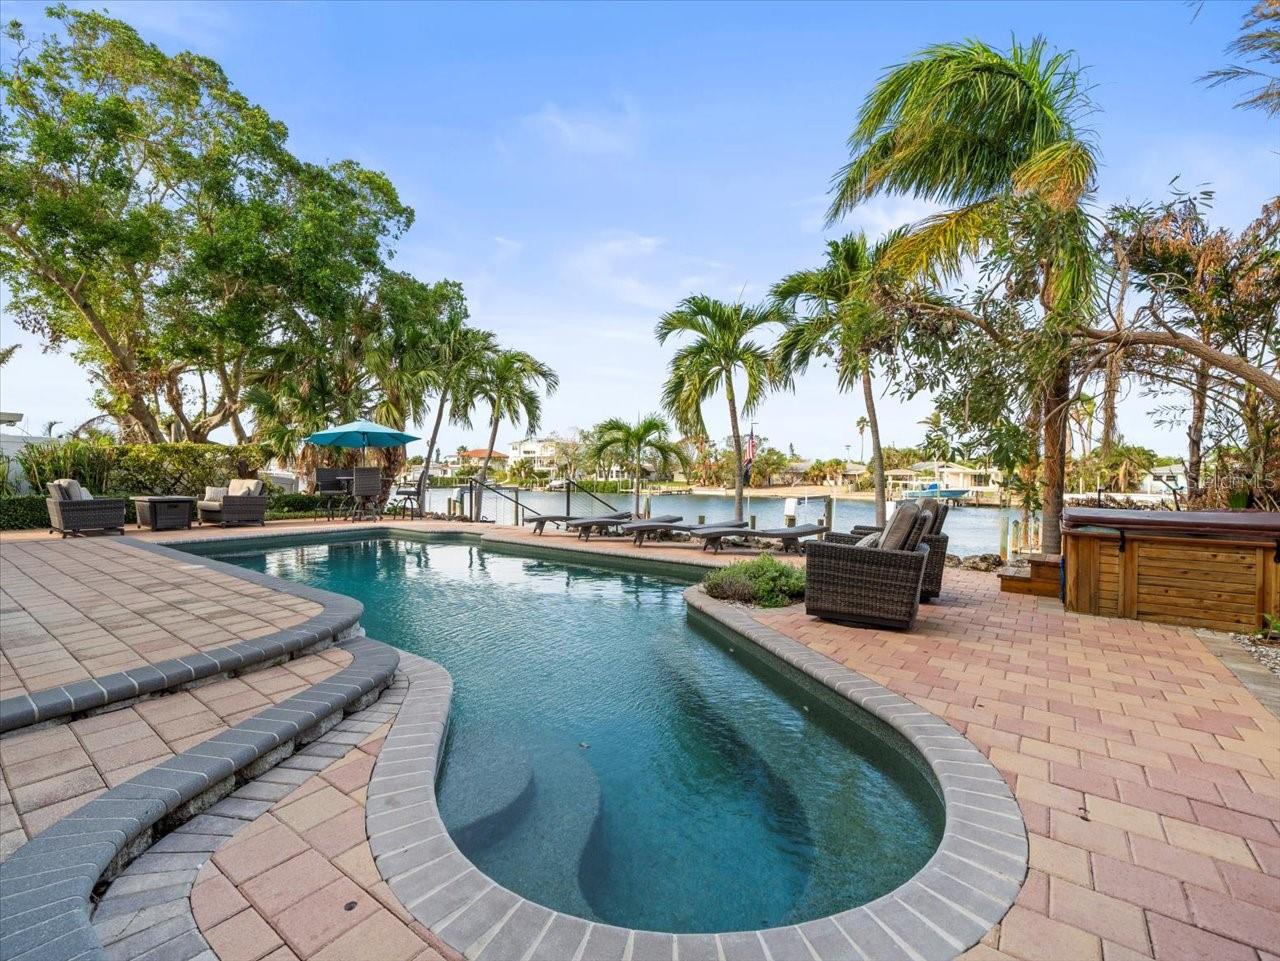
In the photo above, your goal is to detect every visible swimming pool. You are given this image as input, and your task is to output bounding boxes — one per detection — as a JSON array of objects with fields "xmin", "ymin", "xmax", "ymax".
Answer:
[{"xmin": 187, "ymin": 531, "xmax": 945, "ymax": 934}]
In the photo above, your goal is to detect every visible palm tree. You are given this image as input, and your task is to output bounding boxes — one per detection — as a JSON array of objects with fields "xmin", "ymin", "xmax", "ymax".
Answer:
[
  {"xmin": 856, "ymin": 415, "xmax": 869, "ymax": 462},
  {"xmin": 829, "ymin": 37, "xmax": 1100, "ymax": 554},
  {"xmin": 586, "ymin": 414, "xmax": 689, "ymax": 517},
  {"xmin": 421, "ymin": 316, "xmax": 497, "ymax": 475},
  {"xmin": 919, "ymin": 411, "xmax": 959, "ymax": 463},
  {"xmin": 1201, "ymin": 1, "xmax": 1280, "ymax": 116},
  {"xmin": 772, "ymin": 233, "xmax": 903, "ymax": 526},
  {"xmin": 656, "ymin": 295, "xmax": 784, "ymax": 522},
  {"xmin": 464, "ymin": 349, "xmax": 559, "ymax": 520}
]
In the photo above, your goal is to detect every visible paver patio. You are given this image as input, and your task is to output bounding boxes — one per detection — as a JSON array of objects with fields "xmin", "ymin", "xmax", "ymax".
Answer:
[{"xmin": 2, "ymin": 520, "xmax": 1277, "ymax": 961}]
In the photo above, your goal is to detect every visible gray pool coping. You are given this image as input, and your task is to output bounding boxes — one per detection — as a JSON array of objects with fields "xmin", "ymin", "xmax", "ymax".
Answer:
[
  {"xmin": 359, "ymin": 528, "xmax": 1029, "ymax": 961},
  {"xmin": 0, "ymin": 536, "xmax": 365, "ymax": 733}
]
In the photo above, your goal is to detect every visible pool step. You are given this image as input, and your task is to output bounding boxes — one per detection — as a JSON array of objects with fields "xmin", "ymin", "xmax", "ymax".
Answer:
[
  {"xmin": 998, "ymin": 554, "xmax": 1062, "ymax": 598},
  {"xmin": 438, "ymin": 728, "xmax": 535, "ymax": 852}
]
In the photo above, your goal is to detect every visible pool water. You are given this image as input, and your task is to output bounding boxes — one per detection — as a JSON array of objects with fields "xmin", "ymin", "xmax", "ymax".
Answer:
[{"xmin": 190, "ymin": 533, "xmax": 944, "ymax": 933}]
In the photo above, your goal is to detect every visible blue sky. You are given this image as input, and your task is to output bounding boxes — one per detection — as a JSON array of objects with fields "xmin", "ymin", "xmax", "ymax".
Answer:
[{"xmin": 1, "ymin": 0, "xmax": 1275, "ymax": 461}]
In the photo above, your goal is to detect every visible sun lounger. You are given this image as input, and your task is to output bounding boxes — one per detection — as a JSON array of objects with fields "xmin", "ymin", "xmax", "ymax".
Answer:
[
  {"xmin": 621, "ymin": 518, "xmax": 747, "ymax": 546},
  {"xmin": 568, "ymin": 514, "xmax": 681, "ymax": 540},
  {"xmin": 695, "ymin": 523, "xmax": 829, "ymax": 554},
  {"xmin": 526, "ymin": 511, "xmax": 629, "ymax": 535}
]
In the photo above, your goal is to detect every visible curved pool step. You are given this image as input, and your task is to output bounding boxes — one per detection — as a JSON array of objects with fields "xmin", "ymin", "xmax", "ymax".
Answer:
[{"xmin": 438, "ymin": 728, "xmax": 535, "ymax": 853}]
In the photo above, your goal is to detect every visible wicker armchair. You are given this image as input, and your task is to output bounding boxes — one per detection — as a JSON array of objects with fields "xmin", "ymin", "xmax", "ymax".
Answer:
[
  {"xmin": 45, "ymin": 481, "xmax": 126, "ymax": 538},
  {"xmin": 198, "ymin": 478, "xmax": 267, "ymax": 527},
  {"xmin": 805, "ymin": 511, "xmax": 933, "ymax": 630},
  {"xmin": 853, "ymin": 502, "xmax": 951, "ymax": 601}
]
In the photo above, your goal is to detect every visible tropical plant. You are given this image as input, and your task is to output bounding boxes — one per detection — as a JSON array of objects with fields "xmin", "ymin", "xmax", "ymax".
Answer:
[
  {"xmin": 656, "ymin": 296, "xmax": 785, "ymax": 521},
  {"xmin": 828, "ymin": 36, "xmax": 1102, "ymax": 553},
  {"xmin": 1200, "ymin": 0, "xmax": 1280, "ymax": 116},
  {"xmin": 919, "ymin": 411, "xmax": 961, "ymax": 463},
  {"xmin": 773, "ymin": 232, "xmax": 905, "ymax": 525},
  {"xmin": 702, "ymin": 554, "xmax": 806, "ymax": 608},
  {"xmin": 418, "ymin": 308, "xmax": 496, "ymax": 472},
  {"xmin": 856, "ymin": 415, "xmax": 870, "ymax": 461},
  {"xmin": 462, "ymin": 350, "xmax": 558, "ymax": 519},
  {"xmin": 586, "ymin": 415, "xmax": 689, "ymax": 516}
]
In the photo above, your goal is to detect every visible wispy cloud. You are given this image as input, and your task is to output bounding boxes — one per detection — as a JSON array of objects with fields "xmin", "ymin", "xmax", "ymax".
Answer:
[
  {"xmin": 563, "ymin": 231, "xmax": 704, "ymax": 310},
  {"xmin": 108, "ymin": 1, "xmax": 237, "ymax": 50},
  {"xmin": 521, "ymin": 99, "xmax": 639, "ymax": 155}
]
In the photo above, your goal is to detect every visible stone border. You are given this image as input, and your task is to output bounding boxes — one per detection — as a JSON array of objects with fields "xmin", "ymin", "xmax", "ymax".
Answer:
[
  {"xmin": 89, "ymin": 664, "xmax": 412, "ymax": 961},
  {"xmin": 0, "ymin": 634, "xmax": 398, "ymax": 961},
  {"xmin": 360, "ymin": 535, "xmax": 1028, "ymax": 961},
  {"xmin": 1194, "ymin": 627, "xmax": 1280, "ymax": 720},
  {"xmin": 0, "ymin": 537, "xmax": 364, "ymax": 733}
]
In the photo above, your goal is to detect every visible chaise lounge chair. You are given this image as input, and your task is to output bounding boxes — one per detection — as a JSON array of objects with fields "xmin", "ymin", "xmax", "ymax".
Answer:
[
  {"xmin": 694, "ymin": 523, "xmax": 829, "ymax": 554},
  {"xmin": 621, "ymin": 518, "xmax": 747, "ymax": 546},
  {"xmin": 45, "ymin": 480, "xmax": 127, "ymax": 537},
  {"xmin": 198, "ymin": 478, "xmax": 267, "ymax": 527},
  {"xmin": 850, "ymin": 498, "xmax": 951, "ymax": 601},
  {"xmin": 568, "ymin": 514, "xmax": 681, "ymax": 540},
  {"xmin": 526, "ymin": 510, "xmax": 629, "ymax": 535},
  {"xmin": 804, "ymin": 501, "xmax": 933, "ymax": 630}
]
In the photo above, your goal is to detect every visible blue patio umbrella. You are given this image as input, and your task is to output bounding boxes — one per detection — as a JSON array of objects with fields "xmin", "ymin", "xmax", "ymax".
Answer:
[{"xmin": 305, "ymin": 419, "xmax": 419, "ymax": 463}]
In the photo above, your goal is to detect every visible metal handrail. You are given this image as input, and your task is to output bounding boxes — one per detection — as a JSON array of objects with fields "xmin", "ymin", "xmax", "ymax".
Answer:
[
  {"xmin": 564, "ymin": 478, "xmax": 621, "ymax": 515},
  {"xmin": 466, "ymin": 478, "xmax": 544, "ymax": 524}
]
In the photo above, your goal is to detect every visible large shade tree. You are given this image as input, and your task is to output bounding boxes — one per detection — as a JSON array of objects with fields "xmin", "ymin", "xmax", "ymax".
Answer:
[
  {"xmin": 772, "ymin": 232, "xmax": 906, "ymax": 526},
  {"xmin": 656, "ymin": 295, "xmax": 784, "ymax": 522},
  {"xmin": 586, "ymin": 415, "xmax": 689, "ymax": 517},
  {"xmin": 829, "ymin": 37, "xmax": 1101, "ymax": 553}
]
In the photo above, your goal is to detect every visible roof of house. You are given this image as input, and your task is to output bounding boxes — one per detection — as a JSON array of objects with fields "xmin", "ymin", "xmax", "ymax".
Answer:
[{"xmin": 461, "ymin": 448, "xmax": 507, "ymax": 459}]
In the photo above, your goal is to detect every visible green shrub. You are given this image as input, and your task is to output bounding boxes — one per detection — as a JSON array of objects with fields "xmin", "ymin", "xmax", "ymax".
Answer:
[
  {"xmin": 0, "ymin": 495, "xmax": 51, "ymax": 530},
  {"xmin": 268, "ymin": 492, "xmax": 326, "ymax": 514},
  {"xmin": 703, "ymin": 553, "xmax": 806, "ymax": 608},
  {"xmin": 16, "ymin": 440, "xmax": 272, "ymax": 497}
]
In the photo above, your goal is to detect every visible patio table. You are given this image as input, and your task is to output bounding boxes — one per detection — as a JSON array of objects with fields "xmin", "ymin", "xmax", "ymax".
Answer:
[{"xmin": 131, "ymin": 496, "xmax": 196, "ymax": 531}]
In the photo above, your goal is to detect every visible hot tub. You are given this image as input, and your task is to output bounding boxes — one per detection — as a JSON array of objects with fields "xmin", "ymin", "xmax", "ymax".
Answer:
[{"xmin": 1062, "ymin": 508, "xmax": 1280, "ymax": 633}]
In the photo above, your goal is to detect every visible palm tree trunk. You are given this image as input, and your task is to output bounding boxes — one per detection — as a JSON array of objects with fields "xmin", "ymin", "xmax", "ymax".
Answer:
[
  {"xmin": 424, "ymin": 389, "xmax": 449, "ymax": 475},
  {"xmin": 1041, "ymin": 361, "xmax": 1071, "ymax": 555},
  {"xmin": 724, "ymin": 375, "xmax": 745, "ymax": 522},
  {"xmin": 861, "ymin": 362, "xmax": 886, "ymax": 527},
  {"xmin": 634, "ymin": 460, "xmax": 642, "ymax": 518},
  {"xmin": 1187, "ymin": 358, "xmax": 1209, "ymax": 499},
  {"xmin": 474, "ymin": 410, "xmax": 500, "ymax": 520}
]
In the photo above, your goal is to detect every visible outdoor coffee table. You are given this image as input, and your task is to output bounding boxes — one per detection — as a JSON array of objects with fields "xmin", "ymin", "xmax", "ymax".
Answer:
[{"xmin": 131, "ymin": 496, "xmax": 197, "ymax": 531}]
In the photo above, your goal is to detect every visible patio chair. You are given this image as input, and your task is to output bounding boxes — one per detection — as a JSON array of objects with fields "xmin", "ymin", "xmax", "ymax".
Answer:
[
  {"xmin": 851, "ymin": 499, "xmax": 951, "ymax": 601},
  {"xmin": 44, "ymin": 480, "xmax": 126, "ymax": 537},
  {"xmin": 804, "ymin": 502, "xmax": 934, "ymax": 630},
  {"xmin": 568, "ymin": 514, "xmax": 682, "ymax": 540},
  {"xmin": 526, "ymin": 511, "xmax": 629, "ymax": 535},
  {"xmin": 694, "ymin": 523, "xmax": 829, "ymax": 554},
  {"xmin": 621, "ymin": 518, "xmax": 746, "ymax": 546},
  {"xmin": 389, "ymin": 468, "xmax": 429, "ymax": 519},
  {"xmin": 198, "ymin": 478, "xmax": 267, "ymax": 527},
  {"xmin": 347, "ymin": 466, "xmax": 383, "ymax": 521},
  {"xmin": 313, "ymin": 467, "xmax": 350, "ymax": 521}
]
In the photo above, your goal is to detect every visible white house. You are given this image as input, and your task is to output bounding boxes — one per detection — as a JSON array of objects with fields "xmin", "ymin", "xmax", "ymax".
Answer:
[
  {"xmin": 910, "ymin": 461, "xmax": 1004, "ymax": 494},
  {"xmin": 507, "ymin": 437, "xmax": 561, "ymax": 473},
  {"xmin": 1140, "ymin": 463, "xmax": 1187, "ymax": 495}
]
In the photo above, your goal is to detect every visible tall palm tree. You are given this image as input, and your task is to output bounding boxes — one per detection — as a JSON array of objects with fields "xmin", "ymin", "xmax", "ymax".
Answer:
[
  {"xmin": 464, "ymin": 349, "xmax": 558, "ymax": 520},
  {"xmin": 772, "ymin": 233, "xmax": 902, "ymax": 526},
  {"xmin": 856, "ymin": 415, "xmax": 869, "ymax": 462},
  {"xmin": 586, "ymin": 414, "xmax": 689, "ymax": 517},
  {"xmin": 656, "ymin": 295, "xmax": 784, "ymax": 522},
  {"xmin": 829, "ymin": 37, "xmax": 1100, "ymax": 554},
  {"xmin": 422, "ymin": 319, "xmax": 497, "ymax": 472}
]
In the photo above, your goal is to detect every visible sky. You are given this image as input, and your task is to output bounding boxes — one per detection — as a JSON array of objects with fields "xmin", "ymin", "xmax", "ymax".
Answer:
[{"xmin": 1, "ymin": 0, "xmax": 1275, "ymax": 463}]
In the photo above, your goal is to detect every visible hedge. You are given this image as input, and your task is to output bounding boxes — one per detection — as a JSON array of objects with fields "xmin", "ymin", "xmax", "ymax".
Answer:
[
  {"xmin": 15, "ymin": 440, "xmax": 272, "ymax": 498},
  {"xmin": 0, "ymin": 495, "xmax": 51, "ymax": 531}
]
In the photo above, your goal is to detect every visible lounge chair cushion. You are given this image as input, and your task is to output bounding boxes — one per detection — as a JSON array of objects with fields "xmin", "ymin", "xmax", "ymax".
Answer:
[
  {"xmin": 904, "ymin": 510, "xmax": 933, "ymax": 552},
  {"xmin": 53, "ymin": 478, "xmax": 92, "ymax": 500},
  {"xmin": 228, "ymin": 478, "xmax": 264, "ymax": 497},
  {"xmin": 204, "ymin": 486, "xmax": 229, "ymax": 504},
  {"xmin": 856, "ymin": 531, "xmax": 880, "ymax": 548},
  {"xmin": 198, "ymin": 501, "xmax": 224, "ymax": 512},
  {"xmin": 878, "ymin": 501, "xmax": 920, "ymax": 551}
]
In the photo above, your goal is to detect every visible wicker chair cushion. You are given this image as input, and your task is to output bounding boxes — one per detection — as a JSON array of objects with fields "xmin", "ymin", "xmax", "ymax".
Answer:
[
  {"xmin": 53, "ymin": 478, "xmax": 92, "ymax": 500},
  {"xmin": 932, "ymin": 503, "xmax": 950, "ymax": 535},
  {"xmin": 904, "ymin": 510, "xmax": 933, "ymax": 552},
  {"xmin": 878, "ymin": 501, "xmax": 920, "ymax": 551},
  {"xmin": 918, "ymin": 497, "xmax": 940, "ymax": 519},
  {"xmin": 204, "ymin": 486, "xmax": 229, "ymax": 503},
  {"xmin": 228, "ymin": 478, "xmax": 264, "ymax": 497},
  {"xmin": 856, "ymin": 531, "xmax": 880, "ymax": 548}
]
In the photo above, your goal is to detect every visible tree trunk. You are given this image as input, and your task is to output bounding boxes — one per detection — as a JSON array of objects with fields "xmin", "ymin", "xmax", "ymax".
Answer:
[
  {"xmin": 1187, "ymin": 359, "xmax": 1209, "ymax": 499},
  {"xmin": 1022, "ymin": 396, "xmax": 1042, "ymax": 529},
  {"xmin": 424, "ymin": 390, "xmax": 449, "ymax": 476},
  {"xmin": 634, "ymin": 461, "xmax": 642, "ymax": 518},
  {"xmin": 1041, "ymin": 360, "xmax": 1071, "ymax": 555},
  {"xmin": 724, "ymin": 374, "xmax": 745, "ymax": 523},
  {"xmin": 861, "ymin": 361, "xmax": 886, "ymax": 527},
  {"xmin": 473, "ymin": 411, "xmax": 500, "ymax": 520}
]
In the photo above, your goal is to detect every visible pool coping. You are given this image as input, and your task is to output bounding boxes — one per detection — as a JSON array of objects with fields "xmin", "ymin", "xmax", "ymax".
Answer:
[
  {"xmin": 349, "ymin": 529, "xmax": 1027, "ymax": 961},
  {"xmin": 0, "ymin": 536, "xmax": 365, "ymax": 733}
]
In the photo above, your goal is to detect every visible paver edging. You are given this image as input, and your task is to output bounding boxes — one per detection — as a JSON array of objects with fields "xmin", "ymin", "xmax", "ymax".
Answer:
[
  {"xmin": 0, "ymin": 634, "xmax": 398, "ymax": 961},
  {"xmin": 0, "ymin": 537, "xmax": 365, "ymax": 733},
  {"xmin": 365, "ymin": 584, "xmax": 1027, "ymax": 961}
]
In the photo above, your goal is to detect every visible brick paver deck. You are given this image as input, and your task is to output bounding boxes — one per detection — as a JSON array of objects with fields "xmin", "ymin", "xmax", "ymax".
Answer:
[
  {"xmin": 0, "ymin": 538, "xmax": 322, "ymax": 697},
  {"xmin": 755, "ymin": 569, "xmax": 1280, "ymax": 961}
]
